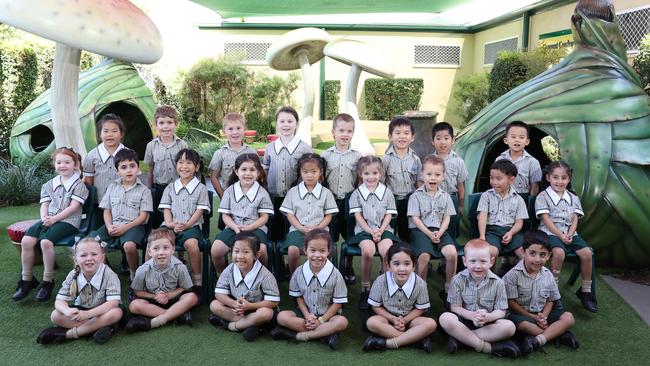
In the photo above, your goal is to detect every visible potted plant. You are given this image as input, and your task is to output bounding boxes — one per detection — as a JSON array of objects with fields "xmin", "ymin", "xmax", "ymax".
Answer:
[{"xmin": 244, "ymin": 130, "xmax": 257, "ymax": 144}]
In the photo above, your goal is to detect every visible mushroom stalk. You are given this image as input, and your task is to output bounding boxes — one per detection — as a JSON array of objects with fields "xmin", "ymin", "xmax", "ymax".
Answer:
[
  {"xmin": 345, "ymin": 64, "xmax": 375, "ymax": 155},
  {"xmin": 51, "ymin": 43, "xmax": 87, "ymax": 158},
  {"xmin": 295, "ymin": 50, "xmax": 313, "ymax": 146}
]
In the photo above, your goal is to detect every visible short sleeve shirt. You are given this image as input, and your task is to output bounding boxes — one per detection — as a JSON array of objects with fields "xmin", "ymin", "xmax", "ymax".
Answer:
[
  {"xmin": 447, "ymin": 269, "xmax": 508, "ymax": 312},
  {"xmin": 407, "ymin": 187, "xmax": 456, "ymax": 228},
  {"xmin": 218, "ymin": 182, "xmax": 274, "ymax": 233},
  {"xmin": 83, "ymin": 143, "xmax": 125, "ymax": 202},
  {"xmin": 131, "ymin": 256, "xmax": 193, "ymax": 293},
  {"xmin": 208, "ymin": 143, "xmax": 257, "ymax": 190},
  {"xmin": 321, "ymin": 146, "xmax": 361, "ymax": 199},
  {"xmin": 289, "ymin": 260, "xmax": 348, "ymax": 316},
  {"xmin": 381, "ymin": 146, "xmax": 422, "ymax": 199},
  {"xmin": 434, "ymin": 150, "xmax": 468, "ymax": 194},
  {"xmin": 349, "ymin": 183, "xmax": 398, "ymax": 234},
  {"xmin": 477, "ymin": 188, "xmax": 529, "ymax": 227},
  {"xmin": 367, "ymin": 272, "xmax": 430, "ymax": 316},
  {"xmin": 99, "ymin": 179, "xmax": 153, "ymax": 226},
  {"xmin": 280, "ymin": 183, "xmax": 339, "ymax": 232},
  {"xmin": 40, "ymin": 174, "xmax": 88, "ymax": 228},
  {"xmin": 261, "ymin": 137, "xmax": 312, "ymax": 197},
  {"xmin": 535, "ymin": 187, "xmax": 585, "ymax": 235},
  {"xmin": 214, "ymin": 260, "xmax": 280, "ymax": 302},
  {"xmin": 496, "ymin": 150, "xmax": 542, "ymax": 194},
  {"xmin": 56, "ymin": 263, "xmax": 121, "ymax": 308},
  {"xmin": 158, "ymin": 177, "xmax": 211, "ymax": 227},
  {"xmin": 144, "ymin": 136, "xmax": 188, "ymax": 185},
  {"xmin": 503, "ymin": 259, "xmax": 561, "ymax": 313}
]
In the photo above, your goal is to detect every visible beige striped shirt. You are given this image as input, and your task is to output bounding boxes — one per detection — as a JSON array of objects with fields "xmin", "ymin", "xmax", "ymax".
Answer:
[
  {"xmin": 262, "ymin": 137, "xmax": 312, "ymax": 197},
  {"xmin": 144, "ymin": 136, "xmax": 188, "ymax": 185},
  {"xmin": 208, "ymin": 143, "xmax": 257, "ymax": 190},
  {"xmin": 40, "ymin": 174, "xmax": 88, "ymax": 228},
  {"xmin": 503, "ymin": 259, "xmax": 561, "ymax": 313},
  {"xmin": 407, "ymin": 186, "xmax": 456, "ymax": 228},
  {"xmin": 368, "ymin": 272, "xmax": 430, "ymax": 316},
  {"xmin": 99, "ymin": 178, "xmax": 153, "ymax": 226},
  {"xmin": 280, "ymin": 182, "xmax": 338, "ymax": 232},
  {"xmin": 321, "ymin": 146, "xmax": 361, "ymax": 199},
  {"xmin": 131, "ymin": 256, "xmax": 193, "ymax": 293},
  {"xmin": 289, "ymin": 260, "xmax": 348, "ymax": 316},
  {"xmin": 57, "ymin": 263, "xmax": 121, "ymax": 308},
  {"xmin": 434, "ymin": 150, "xmax": 468, "ymax": 194},
  {"xmin": 496, "ymin": 150, "xmax": 542, "ymax": 194},
  {"xmin": 381, "ymin": 146, "xmax": 422, "ymax": 199},
  {"xmin": 448, "ymin": 269, "xmax": 508, "ymax": 312},
  {"xmin": 218, "ymin": 182, "xmax": 274, "ymax": 233},
  {"xmin": 158, "ymin": 177, "xmax": 211, "ymax": 227},
  {"xmin": 215, "ymin": 260, "xmax": 280, "ymax": 302},
  {"xmin": 349, "ymin": 183, "xmax": 398, "ymax": 234},
  {"xmin": 535, "ymin": 187, "xmax": 585, "ymax": 235},
  {"xmin": 82, "ymin": 143, "xmax": 125, "ymax": 202},
  {"xmin": 477, "ymin": 188, "xmax": 528, "ymax": 227}
]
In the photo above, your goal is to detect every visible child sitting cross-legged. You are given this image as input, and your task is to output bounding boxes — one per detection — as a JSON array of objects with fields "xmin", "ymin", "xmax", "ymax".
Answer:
[{"xmin": 125, "ymin": 228, "xmax": 198, "ymax": 333}]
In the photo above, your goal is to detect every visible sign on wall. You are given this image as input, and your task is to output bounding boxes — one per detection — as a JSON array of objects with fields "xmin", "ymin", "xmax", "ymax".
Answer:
[{"xmin": 538, "ymin": 29, "xmax": 574, "ymax": 50}]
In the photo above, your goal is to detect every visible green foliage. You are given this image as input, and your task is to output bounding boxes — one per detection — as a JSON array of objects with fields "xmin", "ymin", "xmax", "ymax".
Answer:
[
  {"xmin": 451, "ymin": 72, "xmax": 489, "ymax": 127},
  {"xmin": 0, "ymin": 157, "xmax": 50, "ymax": 207},
  {"xmin": 246, "ymin": 73, "xmax": 299, "ymax": 137},
  {"xmin": 323, "ymin": 80, "xmax": 341, "ymax": 120},
  {"xmin": 184, "ymin": 137, "xmax": 225, "ymax": 176},
  {"xmin": 12, "ymin": 48, "xmax": 38, "ymax": 115},
  {"xmin": 633, "ymin": 34, "xmax": 650, "ymax": 93},
  {"xmin": 363, "ymin": 78, "xmax": 423, "ymax": 120},
  {"xmin": 488, "ymin": 46, "xmax": 566, "ymax": 102}
]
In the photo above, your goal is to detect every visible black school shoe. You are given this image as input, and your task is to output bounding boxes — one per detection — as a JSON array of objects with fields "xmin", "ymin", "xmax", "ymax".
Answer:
[
  {"xmin": 35, "ymin": 280, "xmax": 55, "ymax": 302},
  {"xmin": 175, "ymin": 311, "xmax": 192, "ymax": 326},
  {"xmin": 556, "ymin": 331, "xmax": 580, "ymax": 349},
  {"xmin": 270, "ymin": 326, "xmax": 297, "ymax": 341},
  {"xmin": 519, "ymin": 335, "xmax": 541, "ymax": 356},
  {"xmin": 12, "ymin": 278, "xmax": 39, "ymax": 301},
  {"xmin": 92, "ymin": 326, "xmax": 114, "ymax": 344},
  {"xmin": 413, "ymin": 337, "xmax": 432, "ymax": 353},
  {"xmin": 326, "ymin": 332, "xmax": 340, "ymax": 350},
  {"xmin": 447, "ymin": 336, "xmax": 458, "ymax": 354},
  {"xmin": 37, "ymin": 327, "xmax": 68, "ymax": 345},
  {"xmin": 242, "ymin": 325, "xmax": 260, "ymax": 342},
  {"xmin": 208, "ymin": 314, "xmax": 228, "ymax": 329},
  {"xmin": 124, "ymin": 316, "xmax": 151, "ymax": 333},
  {"xmin": 344, "ymin": 268, "xmax": 357, "ymax": 285},
  {"xmin": 490, "ymin": 340, "xmax": 521, "ymax": 358},
  {"xmin": 575, "ymin": 288, "xmax": 598, "ymax": 313},
  {"xmin": 362, "ymin": 335, "xmax": 387, "ymax": 351},
  {"xmin": 358, "ymin": 290, "xmax": 370, "ymax": 311}
]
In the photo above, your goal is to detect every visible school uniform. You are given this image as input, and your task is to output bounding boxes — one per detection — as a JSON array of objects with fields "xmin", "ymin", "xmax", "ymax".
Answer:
[
  {"xmin": 261, "ymin": 136, "xmax": 312, "ymax": 241},
  {"xmin": 321, "ymin": 146, "xmax": 361, "ymax": 241},
  {"xmin": 25, "ymin": 174, "xmax": 88, "ymax": 242},
  {"xmin": 407, "ymin": 186, "xmax": 457, "ymax": 257},
  {"xmin": 159, "ymin": 177, "xmax": 211, "ymax": 249},
  {"xmin": 214, "ymin": 181, "xmax": 274, "ymax": 247},
  {"xmin": 215, "ymin": 260, "xmax": 280, "ymax": 303},
  {"xmin": 144, "ymin": 136, "xmax": 188, "ymax": 228},
  {"xmin": 503, "ymin": 259, "xmax": 565, "ymax": 325},
  {"xmin": 477, "ymin": 188, "xmax": 529, "ymax": 254},
  {"xmin": 56, "ymin": 263, "xmax": 121, "ymax": 308},
  {"xmin": 445, "ymin": 269, "xmax": 510, "ymax": 330},
  {"xmin": 280, "ymin": 182, "xmax": 338, "ymax": 249},
  {"xmin": 434, "ymin": 150, "xmax": 468, "ymax": 238},
  {"xmin": 289, "ymin": 260, "xmax": 348, "ymax": 316},
  {"xmin": 83, "ymin": 143, "xmax": 125, "ymax": 203},
  {"xmin": 131, "ymin": 256, "xmax": 193, "ymax": 308},
  {"xmin": 209, "ymin": 143, "xmax": 257, "ymax": 192},
  {"xmin": 91, "ymin": 178, "xmax": 153, "ymax": 250},
  {"xmin": 535, "ymin": 187, "xmax": 590, "ymax": 252},
  {"xmin": 367, "ymin": 272, "xmax": 430, "ymax": 316},
  {"xmin": 381, "ymin": 146, "xmax": 421, "ymax": 240},
  {"xmin": 347, "ymin": 183, "xmax": 399, "ymax": 245},
  {"xmin": 496, "ymin": 150, "xmax": 542, "ymax": 196}
]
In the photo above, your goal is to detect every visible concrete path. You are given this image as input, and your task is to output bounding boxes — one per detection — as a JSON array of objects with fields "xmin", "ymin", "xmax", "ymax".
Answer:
[{"xmin": 602, "ymin": 275, "xmax": 650, "ymax": 327}]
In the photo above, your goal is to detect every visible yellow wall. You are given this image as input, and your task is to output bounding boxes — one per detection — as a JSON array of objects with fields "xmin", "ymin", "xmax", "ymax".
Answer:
[{"xmin": 472, "ymin": 19, "xmax": 523, "ymax": 73}]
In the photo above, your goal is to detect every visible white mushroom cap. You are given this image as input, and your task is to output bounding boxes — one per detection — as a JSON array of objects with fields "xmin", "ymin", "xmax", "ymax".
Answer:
[
  {"xmin": 324, "ymin": 38, "xmax": 395, "ymax": 78},
  {"xmin": 0, "ymin": 0, "xmax": 163, "ymax": 64},
  {"xmin": 266, "ymin": 27, "xmax": 331, "ymax": 70}
]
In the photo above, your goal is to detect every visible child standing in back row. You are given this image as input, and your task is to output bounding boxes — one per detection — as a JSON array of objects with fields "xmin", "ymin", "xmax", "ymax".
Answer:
[
  {"xmin": 144, "ymin": 105, "xmax": 189, "ymax": 229},
  {"xmin": 381, "ymin": 116, "xmax": 422, "ymax": 241},
  {"xmin": 321, "ymin": 113, "xmax": 361, "ymax": 283},
  {"xmin": 262, "ymin": 106, "xmax": 313, "ymax": 242},
  {"xmin": 496, "ymin": 121, "xmax": 542, "ymax": 199}
]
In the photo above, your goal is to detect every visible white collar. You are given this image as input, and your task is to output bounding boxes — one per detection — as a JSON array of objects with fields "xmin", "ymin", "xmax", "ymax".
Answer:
[
  {"xmin": 234, "ymin": 181, "xmax": 260, "ymax": 202},
  {"xmin": 387, "ymin": 272, "xmax": 416, "ymax": 298},
  {"xmin": 274, "ymin": 136, "xmax": 301, "ymax": 155},
  {"xmin": 52, "ymin": 173, "xmax": 81, "ymax": 191},
  {"xmin": 77, "ymin": 263, "xmax": 106, "ymax": 291},
  {"xmin": 301, "ymin": 260, "xmax": 334, "ymax": 287},
  {"xmin": 98, "ymin": 143, "xmax": 124, "ymax": 163},
  {"xmin": 358, "ymin": 183, "xmax": 387, "ymax": 201},
  {"xmin": 298, "ymin": 181, "xmax": 323, "ymax": 199},
  {"xmin": 545, "ymin": 186, "xmax": 572, "ymax": 205},
  {"xmin": 173, "ymin": 177, "xmax": 200, "ymax": 195},
  {"xmin": 233, "ymin": 260, "xmax": 263, "ymax": 289}
]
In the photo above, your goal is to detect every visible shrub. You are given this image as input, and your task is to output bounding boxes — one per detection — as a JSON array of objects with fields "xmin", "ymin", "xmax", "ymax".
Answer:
[
  {"xmin": 364, "ymin": 78, "xmax": 423, "ymax": 120},
  {"xmin": 451, "ymin": 72, "xmax": 489, "ymax": 127},
  {"xmin": 323, "ymin": 80, "xmax": 341, "ymax": 120},
  {"xmin": 0, "ymin": 157, "xmax": 50, "ymax": 207},
  {"xmin": 633, "ymin": 34, "xmax": 650, "ymax": 94},
  {"xmin": 185, "ymin": 137, "xmax": 225, "ymax": 176},
  {"xmin": 246, "ymin": 73, "xmax": 299, "ymax": 137}
]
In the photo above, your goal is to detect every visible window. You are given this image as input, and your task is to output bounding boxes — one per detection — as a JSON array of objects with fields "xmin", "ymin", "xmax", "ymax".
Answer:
[
  {"xmin": 224, "ymin": 42, "xmax": 271, "ymax": 65},
  {"xmin": 413, "ymin": 45, "xmax": 461, "ymax": 67},
  {"xmin": 483, "ymin": 37, "xmax": 518, "ymax": 66},
  {"xmin": 617, "ymin": 6, "xmax": 650, "ymax": 53}
]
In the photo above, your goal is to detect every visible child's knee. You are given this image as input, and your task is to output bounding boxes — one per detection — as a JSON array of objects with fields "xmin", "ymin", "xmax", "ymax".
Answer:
[
  {"xmin": 184, "ymin": 239, "xmax": 199, "ymax": 252},
  {"xmin": 438, "ymin": 312, "xmax": 458, "ymax": 329},
  {"xmin": 288, "ymin": 246, "xmax": 300, "ymax": 257},
  {"xmin": 496, "ymin": 319, "xmax": 516, "ymax": 336},
  {"xmin": 335, "ymin": 315, "xmax": 349, "ymax": 330},
  {"xmin": 577, "ymin": 248, "xmax": 592, "ymax": 260},
  {"xmin": 553, "ymin": 247, "xmax": 565, "ymax": 260},
  {"xmin": 107, "ymin": 307, "xmax": 123, "ymax": 322},
  {"xmin": 276, "ymin": 310, "xmax": 294, "ymax": 325},
  {"xmin": 443, "ymin": 246, "xmax": 457, "ymax": 258},
  {"xmin": 211, "ymin": 241, "xmax": 228, "ymax": 256},
  {"xmin": 123, "ymin": 242, "xmax": 137, "ymax": 253},
  {"xmin": 561, "ymin": 312, "xmax": 575, "ymax": 326},
  {"xmin": 257, "ymin": 307, "xmax": 274, "ymax": 321},
  {"xmin": 40, "ymin": 240, "xmax": 53, "ymax": 250},
  {"xmin": 50, "ymin": 309, "xmax": 63, "ymax": 323},
  {"xmin": 418, "ymin": 253, "xmax": 431, "ymax": 264}
]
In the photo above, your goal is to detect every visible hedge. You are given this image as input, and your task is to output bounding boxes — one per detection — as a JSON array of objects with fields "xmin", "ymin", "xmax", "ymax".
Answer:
[
  {"xmin": 323, "ymin": 80, "xmax": 340, "ymax": 120},
  {"xmin": 363, "ymin": 78, "xmax": 423, "ymax": 120}
]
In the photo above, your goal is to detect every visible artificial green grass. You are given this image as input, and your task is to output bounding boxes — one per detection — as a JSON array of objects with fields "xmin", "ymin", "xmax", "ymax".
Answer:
[{"xmin": 1, "ymin": 204, "xmax": 648, "ymax": 365}]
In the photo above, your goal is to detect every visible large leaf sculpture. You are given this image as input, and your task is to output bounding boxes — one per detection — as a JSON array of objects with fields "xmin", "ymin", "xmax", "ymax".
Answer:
[
  {"xmin": 10, "ymin": 59, "xmax": 156, "ymax": 162},
  {"xmin": 455, "ymin": 0, "xmax": 650, "ymax": 267}
]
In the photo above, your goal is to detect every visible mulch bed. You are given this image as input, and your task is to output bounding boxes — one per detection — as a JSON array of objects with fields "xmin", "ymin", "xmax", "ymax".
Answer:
[{"xmin": 611, "ymin": 268, "xmax": 650, "ymax": 286}]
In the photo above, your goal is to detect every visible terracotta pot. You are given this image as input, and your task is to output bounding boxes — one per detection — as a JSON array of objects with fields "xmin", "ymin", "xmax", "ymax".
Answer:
[
  {"xmin": 244, "ymin": 130, "xmax": 257, "ymax": 144},
  {"xmin": 266, "ymin": 134, "xmax": 279, "ymax": 143},
  {"xmin": 257, "ymin": 148, "xmax": 265, "ymax": 157}
]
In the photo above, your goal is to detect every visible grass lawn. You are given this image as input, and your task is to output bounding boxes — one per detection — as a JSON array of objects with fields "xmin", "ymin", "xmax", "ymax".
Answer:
[{"xmin": 1, "ymin": 204, "xmax": 647, "ymax": 365}]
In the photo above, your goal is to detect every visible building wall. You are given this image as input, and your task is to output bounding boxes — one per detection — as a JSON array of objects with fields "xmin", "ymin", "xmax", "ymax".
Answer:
[{"xmin": 472, "ymin": 19, "xmax": 523, "ymax": 73}]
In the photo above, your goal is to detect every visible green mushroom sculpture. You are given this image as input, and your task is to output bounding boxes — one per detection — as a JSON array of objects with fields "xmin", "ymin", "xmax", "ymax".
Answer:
[
  {"xmin": 10, "ymin": 59, "xmax": 157, "ymax": 162},
  {"xmin": 455, "ymin": 0, "xmax": 650, "ymax": 267}
]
